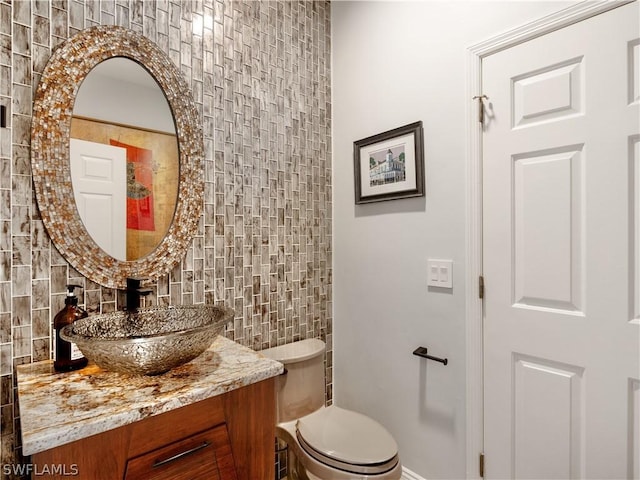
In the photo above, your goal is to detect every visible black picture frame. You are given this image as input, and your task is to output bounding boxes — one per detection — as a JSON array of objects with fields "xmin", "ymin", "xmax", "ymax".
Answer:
[{"xmin": 353, "ymin": 121, "xmax": 424, "ymax": 204}]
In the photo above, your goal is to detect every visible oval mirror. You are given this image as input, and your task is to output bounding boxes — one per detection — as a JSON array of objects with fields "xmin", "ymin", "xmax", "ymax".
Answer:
[
  {"xmin": 31, "ymin": 26, "xmax": 204, "ymax": 289},
  {"xmin": 70, "ymin": 58, "xmax": 179, "ymax": 261}
]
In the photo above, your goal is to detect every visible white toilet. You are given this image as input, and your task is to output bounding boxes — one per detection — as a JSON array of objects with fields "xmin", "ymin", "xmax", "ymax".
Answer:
[{"xmin": 261, "ymin": 339, "xmax": 402, "ymax": 480}]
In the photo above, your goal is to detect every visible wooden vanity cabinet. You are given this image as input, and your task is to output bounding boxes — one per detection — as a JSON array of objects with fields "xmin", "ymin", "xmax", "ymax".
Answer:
[{"xmin": 31, "ymin": 378, "xmax": 275, "ymax": 480}]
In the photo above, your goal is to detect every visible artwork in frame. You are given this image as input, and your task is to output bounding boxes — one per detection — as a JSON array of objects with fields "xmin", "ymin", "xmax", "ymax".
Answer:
[{"xmin": 354, "ymin": 121, "xmax": 425, "ymax": 204}]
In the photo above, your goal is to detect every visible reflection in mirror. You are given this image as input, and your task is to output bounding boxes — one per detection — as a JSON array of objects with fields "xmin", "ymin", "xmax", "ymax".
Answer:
[
  {"xmin": 70, "ymin": 58, "xmax": 179, "ymax": 261},
  {"xmin": 31, "ymin": 25, "xmax": 204, "ymax": 289}
]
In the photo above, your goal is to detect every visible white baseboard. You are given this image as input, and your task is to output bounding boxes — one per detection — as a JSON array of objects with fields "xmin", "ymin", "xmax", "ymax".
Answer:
[{"xmin": 402, "ymin": 466, "xmax": 427, "ymax": 480}]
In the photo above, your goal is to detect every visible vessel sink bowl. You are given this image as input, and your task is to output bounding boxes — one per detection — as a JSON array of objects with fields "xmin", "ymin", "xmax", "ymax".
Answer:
[{"xmin": 60, "ymin": 305, "xmax": 235, "ymax": 375}]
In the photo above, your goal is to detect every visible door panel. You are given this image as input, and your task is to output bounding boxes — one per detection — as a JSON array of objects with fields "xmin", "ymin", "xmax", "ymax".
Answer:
[
  {"xmin": 512, "ymin": 57, "xmax": 583, "ymax": 129},
  {"xmin": 630, "ymin": 39, "xmax": 640, "ymax": 105},
  {"xmin": 631, "ymin": 379, "xmax": 640, "ymax": 479},
  {"xmin": 512, "ymin": 146, "xmax": 584, "ymax": 313},
  {"xmin": 70, "ymin": 138, "xmax": 127, "ymax": 260},
  {"xmin": 513, "ymin": 355, "xmax": 584, "ymax": 479},
  {"xmin": 482, "ymin": 2, "xmax": 640, "ymax": 478},
  {"xmin": 633, "ymin": 135, "xmax": 640, "ymax": 323}
]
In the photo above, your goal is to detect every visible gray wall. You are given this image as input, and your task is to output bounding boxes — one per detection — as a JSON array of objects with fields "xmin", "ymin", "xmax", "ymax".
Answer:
[
  {"xmin": 331, "ymin": 1, "xmax": 576, "ymax": 478},
  {"xmin": 0, "ymin": 0, "xmax": 331, "ymax": 470}
]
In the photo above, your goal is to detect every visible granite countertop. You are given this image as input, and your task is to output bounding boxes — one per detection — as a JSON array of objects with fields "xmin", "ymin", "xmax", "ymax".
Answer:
[{"xmin": 16, "ymin": 336, "xmax": 283, "ymax": 456}]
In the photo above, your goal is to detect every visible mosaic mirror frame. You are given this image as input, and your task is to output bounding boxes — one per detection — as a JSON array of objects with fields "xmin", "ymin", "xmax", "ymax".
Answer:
[{"xmin": 31, "ymin": 25, "xmax": 204, "ymax": 289}]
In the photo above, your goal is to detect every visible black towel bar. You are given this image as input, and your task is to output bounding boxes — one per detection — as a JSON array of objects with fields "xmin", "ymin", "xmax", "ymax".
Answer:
[{"xmin": 413, "ymin": 346, "xmax": 448, "ymax": 365}]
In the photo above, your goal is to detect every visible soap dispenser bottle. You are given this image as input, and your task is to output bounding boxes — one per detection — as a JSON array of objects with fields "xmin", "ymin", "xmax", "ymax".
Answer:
[{"xmin": 54, "ymin": 284, "xmax": 88, "ymax": 372}]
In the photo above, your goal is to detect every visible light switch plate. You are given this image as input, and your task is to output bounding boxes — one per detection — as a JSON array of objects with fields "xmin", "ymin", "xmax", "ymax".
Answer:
[{"xmin": 427, "ymin": 259, "xmax": 453, "ymax": 288}]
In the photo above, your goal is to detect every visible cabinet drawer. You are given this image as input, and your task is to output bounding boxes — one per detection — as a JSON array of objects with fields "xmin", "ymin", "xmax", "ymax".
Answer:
[
  {"xmin": 124, "ymin": 425, "xmax": 237, "ymax": 480},
  {"xmin": 127, "ymin": 396, "xmax": 226, "ymax": 458}
]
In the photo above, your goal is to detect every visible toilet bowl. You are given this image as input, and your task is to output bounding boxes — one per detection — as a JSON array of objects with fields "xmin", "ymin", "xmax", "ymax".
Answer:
[
  {"xmin": 278, "ymin": 405, "xmax": 402, "ymax": 480},
  {"xmin": 261, "ymin": 339, "xmax": 402, "ymax": 480}
]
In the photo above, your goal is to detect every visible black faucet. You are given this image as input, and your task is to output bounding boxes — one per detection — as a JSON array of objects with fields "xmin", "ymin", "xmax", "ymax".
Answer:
[{"xmin": 125, "ymin": 277, "xmax": 153, "ymax": 312}]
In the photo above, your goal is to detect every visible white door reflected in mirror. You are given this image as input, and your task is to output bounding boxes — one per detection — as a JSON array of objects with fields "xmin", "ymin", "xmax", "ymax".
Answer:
[{"xmin": 70, "ymin": 139, "xmax": 127, "ymax": 261}]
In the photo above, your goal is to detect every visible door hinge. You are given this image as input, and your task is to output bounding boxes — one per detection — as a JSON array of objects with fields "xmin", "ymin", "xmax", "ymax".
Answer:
[
  {"xmin": 472, "ymin": 95, "xmax": 488, "ymax": 124},
  {"xmin": 479, "ymin": 275, "xmax": 485, "ymax": 299},
  {"xmin": 479, "ymin": 453, "xmax": 485, "ymax": 478}
]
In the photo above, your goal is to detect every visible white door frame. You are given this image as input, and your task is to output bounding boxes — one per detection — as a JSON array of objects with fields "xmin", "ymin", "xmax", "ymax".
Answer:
[{"xmin": 464, "ymin": 1, "xmax": 635, "ymax": 477}]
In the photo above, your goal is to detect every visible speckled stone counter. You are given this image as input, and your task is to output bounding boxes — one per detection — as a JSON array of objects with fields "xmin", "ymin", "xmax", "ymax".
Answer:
[{"xmin": 16, "ymin": 336, "xmax": 283, "ymax": 456}]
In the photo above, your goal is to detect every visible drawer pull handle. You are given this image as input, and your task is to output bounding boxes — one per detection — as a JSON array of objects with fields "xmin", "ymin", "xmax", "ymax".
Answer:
[{"xmin": 152, "ymin": 441, "xmax": 211, "ymax": 468}]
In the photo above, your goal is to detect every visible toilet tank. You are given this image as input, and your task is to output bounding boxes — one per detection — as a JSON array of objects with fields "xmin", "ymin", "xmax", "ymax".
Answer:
[{"xmin": 261, "ymin": 339, "xmax": 325, "ymax": 423}]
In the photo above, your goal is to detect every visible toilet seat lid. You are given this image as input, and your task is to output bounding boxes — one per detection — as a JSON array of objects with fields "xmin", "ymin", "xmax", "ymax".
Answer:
[{"xmin": 296, "ymin": 405, "xmax": 398, "ymax": 466}]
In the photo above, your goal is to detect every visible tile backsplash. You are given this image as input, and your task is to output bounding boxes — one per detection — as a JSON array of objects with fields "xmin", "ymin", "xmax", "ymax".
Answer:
[{"xmin": 0, "ymin": 0, "xmax": 332, "ymax": 470}]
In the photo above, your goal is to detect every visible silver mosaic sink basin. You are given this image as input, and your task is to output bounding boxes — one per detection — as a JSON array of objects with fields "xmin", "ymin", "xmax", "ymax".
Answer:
[{"xmin": 60, "ymin": 305, "xmax": 235, "ymax": 375}]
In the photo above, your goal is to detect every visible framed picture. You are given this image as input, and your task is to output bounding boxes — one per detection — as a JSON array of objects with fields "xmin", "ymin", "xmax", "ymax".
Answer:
[{"xmin": 354, "ymin": 121, "xmax": 424, "ymax": 204}]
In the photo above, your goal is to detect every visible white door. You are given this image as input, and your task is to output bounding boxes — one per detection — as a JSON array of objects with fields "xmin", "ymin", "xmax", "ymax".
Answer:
[
  {"xmin": 70, "ymin": 138, "xmax": 127, "ymax": 261},
  {"xmin": 482, "ymin": 2, "xmax": 640, "ymax": 478}
]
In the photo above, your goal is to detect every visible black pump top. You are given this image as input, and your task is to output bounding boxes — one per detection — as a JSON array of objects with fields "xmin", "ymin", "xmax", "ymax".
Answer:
[{"xmin": 65, "ymin": 284, "xmax": 82, "ymax": 305}]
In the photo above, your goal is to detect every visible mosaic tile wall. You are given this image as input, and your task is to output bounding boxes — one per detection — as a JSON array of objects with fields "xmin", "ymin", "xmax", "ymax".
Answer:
[{"xmin": 0, "ymin": 0, "xmax": 332, "ymax": 472}]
